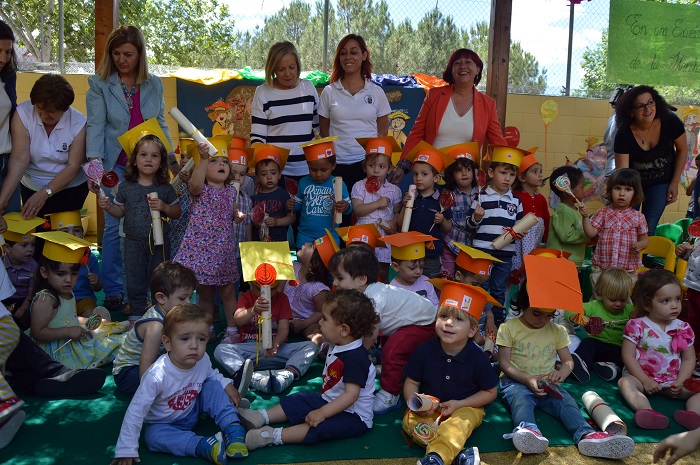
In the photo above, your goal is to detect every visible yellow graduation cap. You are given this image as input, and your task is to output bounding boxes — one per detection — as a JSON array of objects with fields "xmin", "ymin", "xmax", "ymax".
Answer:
[
  {"xmin": 182, "ymin": 139, "xmax": 200, "ymax": 166},
  {"xmin": 336, "ymin": 224, "xmax": 386, "ymax": 249},
  {"xmin": 488, "ymin": 145, "xmax": 531, "ymax": 169},
  {"xmin": 439, "ymin": 142, "xmax": 480, "ymax": 167},
  {"xmin": 33, "ymin": 231, "xmax": 92, "ymax": 264},
  {"xmin": 453, "ymin": 243, "xmax": 502, "ymax": 276},
  {"xmin": 356, "ymin": 136, "xmax": 401, "ymax": 157},
  {"xmin": 3, "ymin": 212, "xmax": 44, "ymax": 243},
  {"xmin": 523, "ymin": 254, "xmax": 583, "ymax": 314},
  {"xmin": 250, "ymin": 143, "xmax": 290, "ymax": 171},
  {"xmin": 314, "ymin": 229, "xmax": 340, "ymax": 269},
  {"xmin": 45, "ymin": 211, "xmax": 82, "ymax": 231},
  {"xmin": 429, "ymin": 279, "xmax": 501, "ymax": 320},
  {"xmin": 404, "ymin": 141, "xmax": 454, "ymax": 173},
  {"xmin": 380, "ymin": 231, "xmax": 436, "ymax": 261},
  {"xmin": 228, "ymin": 137, "xmax": 254, "ymax": 166},
  {"xmin": 299, "ymin": 136, "xmax": 338, "ymax": 162},
  {"xmin": 208, "ymin": 135, "xmax": 233, "ymax": 159},
  {"xmin": 239, "ymin": 241, "xmax": 296, "ymax": 283},
  {"xmin": 117, "ymin": 118, "xmax": 173, "ymax": 156}
]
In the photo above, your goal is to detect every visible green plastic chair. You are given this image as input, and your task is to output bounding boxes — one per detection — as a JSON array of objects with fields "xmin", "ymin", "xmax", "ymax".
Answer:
[
  {"xmin": 655, "ymin": 223, "xmax": 684, "ymax": 246},
  {"xmin": 675, "ymin": 217, "xmax": 692, "ymax": 242}
]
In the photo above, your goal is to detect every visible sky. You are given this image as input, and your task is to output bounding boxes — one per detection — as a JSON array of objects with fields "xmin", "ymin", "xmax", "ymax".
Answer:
[{"xmin": 224, "ymin": 0, "xmax": 611, "ymax": 93}]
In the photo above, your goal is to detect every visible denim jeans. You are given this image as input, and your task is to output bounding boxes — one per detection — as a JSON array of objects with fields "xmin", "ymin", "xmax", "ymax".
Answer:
[
  {"xmin": 213, "ymin": 340, "xmax": 318, "ymax": 378},
  {"xmin": 483, "ymin": 256, "xmax": 512, "ymax": 324},
  {"xmin": 144, "ymin": 378, "xmax": 240, "ymax": 457},
  {"xmin": 636, "ymin": 182, "xmax": 669, "ymax": 236},
  {"xmin": 499, "ymin": 376, "xmax": 594, "ymax": 444},
  {"xmin": 102, "ymin": 164, "xmax": 126, "ymax": 299}
]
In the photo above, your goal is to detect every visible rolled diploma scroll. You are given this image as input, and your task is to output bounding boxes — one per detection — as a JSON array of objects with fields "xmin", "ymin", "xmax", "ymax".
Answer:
[
  {"xmin": 149, "ymin": 192, "xmax": 164, "ymax": 246},
  {"xmin": 232, "ymin": 182, "xmax": 241, "ymax": 219},
  {"xmin": 171, "ymin": 157, "xmax": 194, "ymax": 190},
  {"xmin": 168, "ymin": 107, "xmax": 218, "ymax": 156},
  {"xmin": 492, "ymin": 212, "xmax": 538, "ymax": 250},
  {"xmin": 408, "ymin": 393, "xmax": 440, "ymax": 413},
  {"xmin": 582, "ymin": 390, "xmax": 627, "ymax": 435},
  {"xmin": 260, "ymin": 283, "xmax": 272, "ymax": 349},
  {"xmin": 401, "ymin": 184, "xmax": 416, "ymax": 232},
  {"xmin": 333, "ymin": 177, "xmax": 343, "ymax": 224}
]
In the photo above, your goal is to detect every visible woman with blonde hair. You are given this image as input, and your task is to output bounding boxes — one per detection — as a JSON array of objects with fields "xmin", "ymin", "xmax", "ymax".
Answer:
[
  {"xmin": 250, "ymin": 41, "xmax": 319, "ymax": 179},
  {"xmin": 86, "ymin": 25, "xmax": 174, "ymax": 313}
]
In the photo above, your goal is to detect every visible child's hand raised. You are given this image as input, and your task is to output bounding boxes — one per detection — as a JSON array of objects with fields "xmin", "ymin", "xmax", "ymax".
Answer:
[
  {"xmin": 177, "ymin": 168, "xmax": 192, "ymax": 184},
  {"xmin": 473, "ymin": 204, "xmax": 485, "ymax": 222},
  {"xmin": 305, "ymin": 408, "xmax": 327, "ymax": 428},
  {"xmin": 97, "ymin": 196, "xmax": 111, "ymax": 210},
  {"xmin": 196, "ymin": 142, "xmax": 210, "ymax": 160},
  {"xmin": 579, "ymin": 205, "xmax": 590, "ymax": 218}
]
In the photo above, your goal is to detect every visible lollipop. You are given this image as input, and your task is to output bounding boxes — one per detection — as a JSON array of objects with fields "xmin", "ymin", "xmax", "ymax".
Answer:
[
  {"xmin": 584, "ymin": 316, "xmax": 606, "ymax": 335},
  {"xmin": 285, "ymin": 177, "xmax": 301, "ymax": 203},
  {"xmin": 85, "ymin": 314, "xmax": 103, "ymax": 331},
  {"xmin": 555, "ymin": 174, "xmax": 584, "ymax": 207},
  {"xmin": 412, "ymin": 415, "xmax": 442, "ymax": 446},
  {"xmin": 429, "ymin": 190, "xmax": 455, "ymax": 232},
  {"xmin": 683, "ymin": 378, "xmax": 700, "ymax": 393},
  {"xmin": 83, "ymin": 160, "xmax": 107, "ymax": 197},
  {"xmin": 365, "ymin": 176, "xmax": 381, "ymax": 194},
  {"xmin": 689, "ymin": 219, "xmax": 700, "ymax": 238},
  {"xmin": 476, "ymin": 169, "xmax": 487, "ymax": 204},
  {"xmin": 102, "ymin": 170, "xmax": 119, "ymax": 188},
  {"xmin": 250, "ymin": 203, "xmax": 266, "ymax": 225},
  {"xmin": 255, "ymin": 263, "xmax": 277, "ymax": 349},
  {"xmin": 570, "ymin": 313, "xmax": 590, "ymax": 325}
]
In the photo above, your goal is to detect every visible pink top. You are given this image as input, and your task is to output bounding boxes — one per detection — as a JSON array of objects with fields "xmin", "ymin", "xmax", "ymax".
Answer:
[
  {"xmin": 351, "ymin": 177, "xmax": 402, "ymax": 263},
  {"xmin": 590, "ymin": 206, "xmax": 648, "ymax": 272}
]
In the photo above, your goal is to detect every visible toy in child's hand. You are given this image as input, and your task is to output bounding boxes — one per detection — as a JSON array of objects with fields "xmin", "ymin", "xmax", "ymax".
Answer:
[
  {"xmin": 102, "ymin": 170, "xmax": 119, "ymax": 188},
  {"xmin": 689, "ymin": 219, "xmax": 700, "ymax": 238},
  {"xmin": 429, "ymin": 190, "xmax": 455, "ymax": 232},
  {"xmin": 85, "ymin": 314, "xmax": 103, "ymax": 331},
  {"xmin": 476, "ymin": 169, "xmax": 487, "ymax": 203},
  {"xmin": 683, "ymin": 378, "xmax": 700, "ymax": 393},
  {"xmin": 250, "ymin": 203, "xmax": 265, "ymax": 225},
  {"xmin": 285, "ymin": 177, "xmax": 301, "ymax": 203},
  {"xmin": 412, "ymin": 415, "xmax": 442, "ymax": 446},
  {"xmin": 538, "ymin": 379, "xmax": 564, "ymax": 399},
  {"xmin": 365, "ymin": 176, "xmax": 381, "ymax": 194},
  {"xmin": 554, "ymin": 174, "xmax": 584, "ymax": 207},
  {"xmin": 584, "ymin": 316, "xmax": 606, "ymax": 335}
]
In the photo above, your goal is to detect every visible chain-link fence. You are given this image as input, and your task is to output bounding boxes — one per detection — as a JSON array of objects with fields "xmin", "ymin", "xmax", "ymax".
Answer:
[{"xmin": 2, "ymin": 0, "xmax": 699, "ymax": 102}]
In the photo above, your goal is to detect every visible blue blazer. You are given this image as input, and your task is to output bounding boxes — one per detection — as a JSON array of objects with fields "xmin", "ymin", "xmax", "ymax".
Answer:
[{"xmin": 85, "ymin": 72, "xmax": 172, "ymax": 170}]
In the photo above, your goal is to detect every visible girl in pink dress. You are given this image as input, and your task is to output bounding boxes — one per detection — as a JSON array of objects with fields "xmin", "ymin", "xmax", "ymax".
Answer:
[
  {"xmin": 619, "ymin": 269, "xmax": 700, "ymax": 431},
  {"xmin": 174, "ymin": 142, "xmax": 239, "ymax": 341}
]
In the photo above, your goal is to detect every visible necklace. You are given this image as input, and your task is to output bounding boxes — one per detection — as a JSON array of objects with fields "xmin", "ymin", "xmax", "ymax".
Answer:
[
  {"xmin": 636, "ymin": 119, "xmax": 655, "ymax": 148},
  {"xmin": 120, "ymin": 80, "xmax": 137, "ymax": 109}
]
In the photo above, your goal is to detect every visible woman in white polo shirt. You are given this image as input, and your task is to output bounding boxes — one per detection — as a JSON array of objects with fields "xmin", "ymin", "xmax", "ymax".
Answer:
[
  {"xmin": 319, "ymin": 34, "xmax": 391, "ymax": 196},
  {"xmin": 0, "ymin": 74, "xmax": 87, "ymax": 219}
]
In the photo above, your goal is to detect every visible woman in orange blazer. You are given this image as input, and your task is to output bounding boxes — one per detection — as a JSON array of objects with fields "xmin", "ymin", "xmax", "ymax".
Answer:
[{"xmin": 402, "ymin": 49, "xmax": 507, "ymax": 157}]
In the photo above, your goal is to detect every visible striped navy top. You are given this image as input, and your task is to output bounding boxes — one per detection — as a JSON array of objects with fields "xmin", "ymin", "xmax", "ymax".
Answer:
[{"xmin": 466, "ymin": 186, "xmax": 523, "ymax": 257}]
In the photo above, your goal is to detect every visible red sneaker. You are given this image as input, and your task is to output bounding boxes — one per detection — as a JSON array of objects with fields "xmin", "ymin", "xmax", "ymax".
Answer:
[
  {"xmin": 578, "ymin": 431, "xmax": 635, "ymax": 459},
  {"xmin": 0, "ymin": 397, "xmax": 24, "ymax": 422}
]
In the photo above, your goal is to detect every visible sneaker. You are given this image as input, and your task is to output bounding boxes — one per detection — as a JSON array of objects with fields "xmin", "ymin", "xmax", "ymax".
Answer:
[
  {"xmin": 35, "ymin": 368, "xmax": 106, "ymax": 398},
  {"xmin": 269, "ymin": 369, "xmax": 295, "ymax": 394},
  {"xmin": 507, "ymin": 423, "xmax": 549, "ymax": 454},
  {"xmin": 221, "ymin": 330, "xmax": 240, "ymax": 345},
  {"xmin": 571, "ymin": 353, "xmax": 590, "ymax": 382},
  {"xmin": 196, "ymin": 434, "xmax": 227, "ymax": 465},
  {"xmin": 372, "ymin": 389, "xmax": 402, "ymax": 414},
  {"xmin": 577, "ymin": 431, "xmax": 635, "ymax": 459},
  {"xmin": 223, "ymin": 422, "xmax": 248, "ymax": 458},
  {"xmin": 455, "ymin": 447, "xmax": 480, "ymax": 465},
  {"xmin": 237, "ymin": 360, "xmax": 253, "ymax": 398},
  {"xmin": 238, "ymin": 408, "xmax": 266, "ymax": 430},
  {"xmin": 208, "ymin": 325, "xmax": 218, "ymax": 344},
  {"xmin": 245, "ymin": 426, "xmax": 275, "ymax": 451},
  {"xmin": 0, "ymin": 398, "xmax": 24, "ymax": 423},
  {"xmin": 674, "ymin": 410, "xmax": 700, "ymax": 430},
  {"xmin": 635, "ymin": 409, "xmax": 668, "ymax": 429},
  {"xmin": 592, "ymin": 362, "xmax": 619, "ymax": 381},
  {"xmin": 249, "ymin": 371, "xmax": 272, "ymax": 394},
  {"xmin": 0, "ymin": 410, "xmax": 25, "ymax": 449},
  {"xmin": 238, "ymin": 398, "xmax": 250, "ymax": 410},
  {"xmin": 417, "ymin": 452, "xmax": 444, "ymax": 465}
]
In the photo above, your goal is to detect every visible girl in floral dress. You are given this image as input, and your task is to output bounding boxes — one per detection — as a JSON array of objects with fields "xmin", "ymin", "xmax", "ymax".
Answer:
[
  {"xmin": 619, "ymin": 269, "xmax": 700, "ymax": 431},
  {"xmin": 174, "ymin": 142, "xmax": 239, "ymax": 341}
]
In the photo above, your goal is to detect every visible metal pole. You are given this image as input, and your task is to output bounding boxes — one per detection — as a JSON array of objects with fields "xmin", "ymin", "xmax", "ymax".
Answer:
[
  {"xmin": 40, "ymin": 12, "xmax": 45, "ymax": 62},
  {"xmin": 565, "ymin": 2, "xmax": 574, "ymax": 96},
  {"xmin": 59, "ymin": 0, "xmax": 65, "ymax": 73},
  {"xmin": 322, "ymin": 0, "xmax": 329, "ymax": 73}
]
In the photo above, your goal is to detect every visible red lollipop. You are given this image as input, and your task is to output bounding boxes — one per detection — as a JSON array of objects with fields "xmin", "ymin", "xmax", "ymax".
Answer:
[
  {"xmin": 683, "ymin": 378, "xmax": 700, "ymax": 393},
  {"xmin": 429, "ymin": 190, "xmax": 455, "ymax": 231},
  {"xmin": 689, "ymin": 219, "xmax": 700, "ymax": 238},
  {"xmin": 504, "ymin": 126, "xmax": 521, "ymax": 148},
  {"xmin": 250, "ymin": 203, "xmax": 265, "ymax": 225},
  {"xmin": 255, "ymin": 263, "xmax": 277, "ymax": 286},
  {"xmin": 102, "ymin": 171, "xmax": 119, "ymax": 188},
  {"xmin": 365, "ymin": 176, "xmax": 381, "ymax": 194},
  {"xmin": 285, "ymin": 177, "xmax": 300, "ymax": 202}
]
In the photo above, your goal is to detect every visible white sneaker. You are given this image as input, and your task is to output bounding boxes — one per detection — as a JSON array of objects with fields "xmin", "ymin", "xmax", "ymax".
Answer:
[
  {"xmin": 372, "ymin": 388, "xmax": 401, "ymax": 414},
  {"xmin": 505, "ymin": 422, "xmax": 549, "ymax": 454},
  {"xmin": 269, "ymin": 369, "xmax": 295, "ymax": 394},
  {"xmin": 249, "ymin": 371, "xmax": 272, "ymax": 394},
  {"xmin": 592, "ymin": 362, "xmax": 619, "ymax": 381},
  {"xmin": 237, "ymin": 359, "xmax": 254, "ymax": 397}
]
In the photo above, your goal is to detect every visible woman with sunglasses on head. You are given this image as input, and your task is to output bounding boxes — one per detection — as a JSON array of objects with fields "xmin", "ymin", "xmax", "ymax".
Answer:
[{"xmin": 614, "ymin": 85, "xmax": 687, "ymax": 235}]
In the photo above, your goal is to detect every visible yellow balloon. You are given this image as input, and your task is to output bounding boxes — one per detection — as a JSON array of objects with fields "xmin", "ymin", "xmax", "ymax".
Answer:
[{"xmin": 540, "ymin": 99, "xmax": 559, "ymax": 126}]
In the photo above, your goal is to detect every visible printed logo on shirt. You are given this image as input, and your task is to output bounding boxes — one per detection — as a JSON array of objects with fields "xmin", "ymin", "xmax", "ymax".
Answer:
[
  {"xmin": 303, "ymin": 184, "xmax": 335, "ymax": 217},
  {"xmin": 167, "ymin": 384, "xmax": 200, "ymax": 411},
  {"xmin": 322, "ymin": 357, "xmax": 344, "ymax": 393},
  {"xmin": 57, "ymin": 143, "xmax": 69, "ymax": 154},
  {"xmin": 364, "ymin": 95, "xmax": 374, "ymax": 104},
  {"xmin": 506, "ymin": 203, "xmax": 517, "ymax": 216}
]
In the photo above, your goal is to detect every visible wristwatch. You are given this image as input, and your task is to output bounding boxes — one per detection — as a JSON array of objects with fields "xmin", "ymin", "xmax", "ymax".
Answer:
[{"xmin": 43, "ymin": 185, "xmax": 53, "ymax": 197}]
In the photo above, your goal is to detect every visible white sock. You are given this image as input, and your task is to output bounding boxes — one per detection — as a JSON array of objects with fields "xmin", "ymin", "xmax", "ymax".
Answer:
[
  {"xmin": 273, "ymin": 427, "xmax": 283, "ymax": 445},
  {"xmin": 261, "ymin": 409, "xmax": 270, "ymax": 425}
]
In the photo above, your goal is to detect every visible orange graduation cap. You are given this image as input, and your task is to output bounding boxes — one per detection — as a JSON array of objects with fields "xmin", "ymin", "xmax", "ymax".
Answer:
[
  {"xmin": 250, "ymin": 143, "xmax": 290, "ymax": 171},
  {"xmin": 488, "ymin": 145, "xmax": 531, "ymax": 169},
  {"xmin": 429, "ymin": 279, "xmax": 501, "ymax": 320},
  {"xmin": 529, "ymin": 247, "xmax": 572, "ymax": 259},
  {"xmin": 404, "ymin": 141, "xmax": 454, "ymax": 174},
  {"xmin": 380, "ymin": 231, "xmax": 436, "ymax": 261},
  {"xmin": 314, "ymin": 229, "xmax": 340, "ymax": 269},
  {"xmin": 518, "ymin": 148, "xmax": 540, "ymax": 174},
  {"xmin": 2, "ymin": 212, "xmax": 44, "ymax": 243},
  {"xmin": 439, "ymin": 142, "xmax": 480, "ymax": 167},
  {"xmin": 356, "ymin": 136, "xmax": 401, "ymax": 158},
  {"xmin": 228, "ymin": 136, "xmax": 254, "ymax": 165},
  {"xmin": 299, "ymin": 136, "xmax": 338, "ymax": 162},
  {"xmin": 523, "ymin": 254, "xmax": 583, "ymax": 314},
  {"xmin": 453, "ymin": 243, "xmax": 502, "ymax": 276},
  {"xmin": 34, "ymin": 231, "xmax": 92, "ymax": 264},
  {"xmin": 336, "ymin": 224, "xmax": 386, "ymax": 249}
]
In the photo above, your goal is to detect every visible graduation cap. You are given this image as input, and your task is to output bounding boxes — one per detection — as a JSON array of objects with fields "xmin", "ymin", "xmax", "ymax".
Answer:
[
  {"xmin": 299, "ymin": 136, "xmax": 338, "ymax": 162},
  {"xmin": 523, "ymin": 254, "xmax": 583, "ymax": 314},
  {"xmin": 117, "ymin": 118, "xmax": 173, "ymax": 155},
  {"xmin": 3, "ymin": 212, "xmax": 44, "ymax": 243},
  {"xmin": 250, "ymin": 143, "xmax": 290, "ymax": 171},
  {"xmin": 34, "ymin": 231, "xmax": 92, "ymax": 264},
  {"xmin": 404, "ymin": 141, "xmax": 455, "ymax": 173},
  {"xmin": 429, "ymin": 279, "xmax": 501, "ymax": 320},
  {"xmin": 45, "ymin": 211, "xmax": 82, "ymax": 231},
  {"xmin": 336, "ymin": 223, "xmax": 386, "ymax": 249},
  {"xmin": 453, "ymin": 243, "xmax": 502, "ymax": 276},
  {"xmin": 380, "ymin": 231, "xmax": 436, "ymax": 261},
  {"xmin": 314, "ymin": 229, "xmax": 340, "ymax": 269}
]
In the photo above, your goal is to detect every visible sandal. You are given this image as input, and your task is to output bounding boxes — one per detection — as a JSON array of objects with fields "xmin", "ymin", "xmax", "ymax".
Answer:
[{"xmin": 103, "ymin": 296, "xmax": 122, "ymax": 313}]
